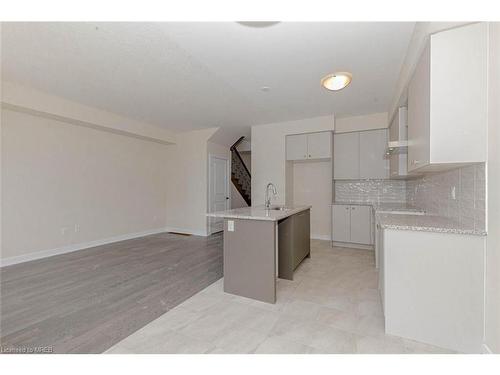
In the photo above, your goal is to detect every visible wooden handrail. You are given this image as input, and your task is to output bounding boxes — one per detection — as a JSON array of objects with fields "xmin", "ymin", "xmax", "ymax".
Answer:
[{"xmin": 230, "ymin": 136, "xmax": 246, "ymax": 151}]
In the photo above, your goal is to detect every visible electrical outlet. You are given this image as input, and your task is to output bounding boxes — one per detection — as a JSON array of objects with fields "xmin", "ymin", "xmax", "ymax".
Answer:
[
  {"xmin": 227, "ymin": 220, "xmax": 234, "ymax": 232},
  {"xmin": 74, "ymin": 224, "xmax": 80, "ymax": 233},
  {"xmin": 61, "ymin": 227, "xmax": 68, "ymax": 236},
  {"xmin": 451, "ymin": 186, "xmax": 457, "ymax": 200}
]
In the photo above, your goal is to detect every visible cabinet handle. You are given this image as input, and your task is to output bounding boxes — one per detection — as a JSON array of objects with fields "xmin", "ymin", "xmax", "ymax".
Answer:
[
  {"xmin": 308, "ymin": 154, "xmax": 311, "ymax": 157},
  {"xmin": 351, "ymin": 207, "xmax": 356, "ymax": 210},
  {"xmin": 345, "ymin": 207, "xmax": 349, "ymax": 210}
]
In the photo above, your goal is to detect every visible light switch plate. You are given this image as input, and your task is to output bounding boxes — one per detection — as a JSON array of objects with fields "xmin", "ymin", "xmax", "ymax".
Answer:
[{"xmin": 227, "ymin": 220, "xmax": 234, "ymax": 232}]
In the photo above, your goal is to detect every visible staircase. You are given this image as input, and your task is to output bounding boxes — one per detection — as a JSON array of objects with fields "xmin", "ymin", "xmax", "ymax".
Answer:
[{"xmin": 230, "ymin": 137, "xmax": 251, "ymax": 206}]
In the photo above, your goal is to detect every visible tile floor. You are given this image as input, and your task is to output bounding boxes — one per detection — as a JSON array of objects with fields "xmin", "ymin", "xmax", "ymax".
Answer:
[{"xmin": 106, "ymin": 240, "xmax": 455, "ymax": 354}]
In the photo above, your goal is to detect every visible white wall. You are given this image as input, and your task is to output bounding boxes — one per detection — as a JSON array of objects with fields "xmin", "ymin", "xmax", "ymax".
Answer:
[
  {"xmin": 292, "ymin": 160, "xmax": 332, "ymax": 240},
  {"xmin": 251, "ymin": 115, "xmax": 334, "ymax": 240},
  {"xmin": 2, "ymin": 82, "xmax": 176, "ymax": 145},
  {"xmin": 164, "ymin": 128, "xmax": 218, "ymax": 236},
  {"xmin": 251, "ymin": 115, "xmax": 334, "ymax": 206},
  {"xmin": 1, "ymin": 108, "xmax": 169, "ymax": 263},
  {"xmin": 1, "ymin": 89, "xmax": 220, "ymax": 264},
  {"xmin": 335, "ymin": 112, "xmax": 388, "ymax": 133},
  {"xmin": 485, "ymin": 21, "xmax": 500, "ymax": 354}
]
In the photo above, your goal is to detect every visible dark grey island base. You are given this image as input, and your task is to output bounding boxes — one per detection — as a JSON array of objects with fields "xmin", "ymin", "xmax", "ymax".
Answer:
[
  {"xmin": 223, "ymin": 218, "xmax": 277, "ymax": 303},
  {"xmin": 208, "ymin": 206, "xmax": 311, "ymax": 304},
  {"xmin": 278, "ymin": 209, "xmax": 311, "ymax": 281}
]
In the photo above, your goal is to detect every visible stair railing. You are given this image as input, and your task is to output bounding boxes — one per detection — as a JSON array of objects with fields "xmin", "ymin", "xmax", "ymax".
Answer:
[{"xmin": 230, "ymin": 136, "xmax": 251, "ymax": 205}]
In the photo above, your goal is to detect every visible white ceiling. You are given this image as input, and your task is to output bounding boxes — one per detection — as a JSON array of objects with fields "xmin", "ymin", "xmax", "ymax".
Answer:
[{"xmin": 1, "ymin": 22, "xmax": 415, "ymax": 144}]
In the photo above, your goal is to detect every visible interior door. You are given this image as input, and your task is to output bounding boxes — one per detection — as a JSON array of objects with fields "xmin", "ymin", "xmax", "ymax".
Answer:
[{"xmin": 209, "ymin": 155, "xmax": 229, "ymax": 234}]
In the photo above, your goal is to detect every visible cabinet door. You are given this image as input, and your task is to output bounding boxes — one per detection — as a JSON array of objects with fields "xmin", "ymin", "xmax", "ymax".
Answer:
[
  {"xmin": 307, "ymin": 132, "xmax": 331, "ymax": 159},
  {"xmin": 359, "ymin": 129, "xmax": 389, "ymax": 179},
  {"xmin": 408, "ymin": 43, "xmax": 431, "ymax": 172},
  {"xmin": 286, "ymin": 134, "xmax": 308, "ymax": 161},
  {"xmin": 349, "ymin": 205, "xmax": 372, "ymax": 245},
  {"xmin": 332, "ymin": 205, "xmax": 351, "ymax": 242},
  {"xmin": 430, "ymin": 22, "xmax": 487, "ymax": 164},
  {"xmin": 333, "ymin": 132, "xmax": 359, "ymax": 179}
]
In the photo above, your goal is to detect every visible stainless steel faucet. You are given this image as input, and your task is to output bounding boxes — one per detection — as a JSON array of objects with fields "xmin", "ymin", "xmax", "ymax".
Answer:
[{"xmin": 265, "ymin": 183, "xmax": 277, "ymax": 209}]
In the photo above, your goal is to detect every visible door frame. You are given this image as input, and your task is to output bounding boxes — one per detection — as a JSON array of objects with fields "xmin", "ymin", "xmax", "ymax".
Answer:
[{"xmin": 208, "ymin": 153, "xmax": 231, "ymax": 235}]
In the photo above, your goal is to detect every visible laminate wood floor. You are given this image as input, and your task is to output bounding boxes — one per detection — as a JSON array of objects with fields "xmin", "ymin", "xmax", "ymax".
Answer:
[{"xmin": 0, "ymin": 232, "xmax": 223, "ymax": 353}]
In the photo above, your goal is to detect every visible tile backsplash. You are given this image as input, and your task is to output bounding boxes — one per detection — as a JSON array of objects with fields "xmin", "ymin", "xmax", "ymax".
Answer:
[
  {"xmin": 334, "ymin": 163, "xmax": 486, "ymax": 232},
  {"xmin": 406, "ymin": 164, "xmax": 486, "ymax": 231},
  {"xmin": 335, "ymin": 180, "xmax": 407, "ymax": 204}
]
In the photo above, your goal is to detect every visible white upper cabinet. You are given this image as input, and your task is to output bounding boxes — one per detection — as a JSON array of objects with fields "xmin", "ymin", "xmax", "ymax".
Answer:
[
  {"xmin": 307, "ymin": 132, "xmax": 332, "ymax": 159},
  {"xmin": 359, "ymin": 129, "xmax": 389, "ymax": 179},
  {"xmin": 407, "ymin": 23, "xmax": 487, "ymax": 173},
  {"xmin": 286, "ymin": 131, "xmax": 332, "ymax": 161},
  {"xmin": 286, "ymin": 134, "xmax": 308, "ymax": 160},
  {"xmin": 334, "ymin": 129, "xmax": 388, "ymax": 180},
  {"xmin": 333, "ymin": 132, "xmax": 360, "ymax": 179}
]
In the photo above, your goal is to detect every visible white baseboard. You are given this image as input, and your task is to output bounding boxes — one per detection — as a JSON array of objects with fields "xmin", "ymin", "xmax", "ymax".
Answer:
[
  {"xmin": 1, "ymin": 225, "xmax": 212, "ymax": 267},
  {"xmin": 1, "ymin": 227, "xmax": 167, "ymax": 267},
  {"xmin": 482, "ymin": 343, "xmax": 493, "ymax": 354},
  {"xmin": 164, "ymin": 226, "xmax": 208, "ymax": 237},
  {"xmin": 332, "ymin": 241, "xmax": 374, "ymax": 251},
  {"xmin": 311, "ymin": 234, "xmax": 331, "ymax": 241}
]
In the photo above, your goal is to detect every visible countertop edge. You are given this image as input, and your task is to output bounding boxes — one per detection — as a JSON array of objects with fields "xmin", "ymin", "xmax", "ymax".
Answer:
[
  {"xmin": 206, "ymin": 206, "xmax": 312, "ymax": 222},
  {"xmin": 379, "ymin": 223, "xmax": 487, "ymax": 236}
]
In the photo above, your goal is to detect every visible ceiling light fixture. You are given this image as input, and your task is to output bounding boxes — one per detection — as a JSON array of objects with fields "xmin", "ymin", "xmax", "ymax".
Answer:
[
  {"xmin": 321, "ymin": 72, "xmax": 352, "ymax": 91},
  {"xmin": 237, "ymin": 22, "xmax": 280, "ymax": 28}
]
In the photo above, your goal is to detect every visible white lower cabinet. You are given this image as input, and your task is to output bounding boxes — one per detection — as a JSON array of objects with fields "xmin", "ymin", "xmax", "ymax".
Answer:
[
  {"xmin": 332, "ymin": 204, "xmax": 372, "ymax": 245},
  {"xmin": 332, "ymin": 205, "xmax": 351, "ymax": 242},
  {"xmin": 381, "ymin": 228, "xmax": 485, "ymax": 353}
]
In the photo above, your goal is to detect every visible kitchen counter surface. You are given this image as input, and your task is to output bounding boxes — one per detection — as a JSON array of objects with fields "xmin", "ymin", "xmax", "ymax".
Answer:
[
  {"xmin": 207, "ymin": 205, "xmax": 312, "ymax": 222},
  {"xmin": 333, "ymin": 201, "xmax": 425, "ymax": 213},
  {"xmin": 376, "ymin": 212, "xmax": 486, "ymax": 236}
]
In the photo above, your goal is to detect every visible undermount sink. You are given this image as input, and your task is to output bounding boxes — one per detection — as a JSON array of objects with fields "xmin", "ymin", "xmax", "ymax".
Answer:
[{"xmin": 268, "ymin": 206, "xmax": 290, "ymax": 211}]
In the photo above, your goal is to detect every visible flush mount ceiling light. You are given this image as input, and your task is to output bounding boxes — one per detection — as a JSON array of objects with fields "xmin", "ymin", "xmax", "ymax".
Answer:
[
  {"xmin": 321, "ymin": 72, "xmax": 352, "ymax": 91},
  {"xmin": 237, "ymin": 22, "xmax": 280, "ymax": 28}
]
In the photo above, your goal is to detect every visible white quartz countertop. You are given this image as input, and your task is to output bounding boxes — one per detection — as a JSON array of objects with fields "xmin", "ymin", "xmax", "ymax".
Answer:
[
  {"xmin": 206, "ymin": 205, "xmax": 312, "ymax": 221},
  {"xmin": 376, "ymin": 212, "xmax": 486, "ymax": 236}
]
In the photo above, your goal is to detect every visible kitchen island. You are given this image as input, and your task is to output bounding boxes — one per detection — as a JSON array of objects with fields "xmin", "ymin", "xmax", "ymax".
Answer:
[{"xmin": 207, "ymin": 205, "xmax": 311, "ymax": 303}]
